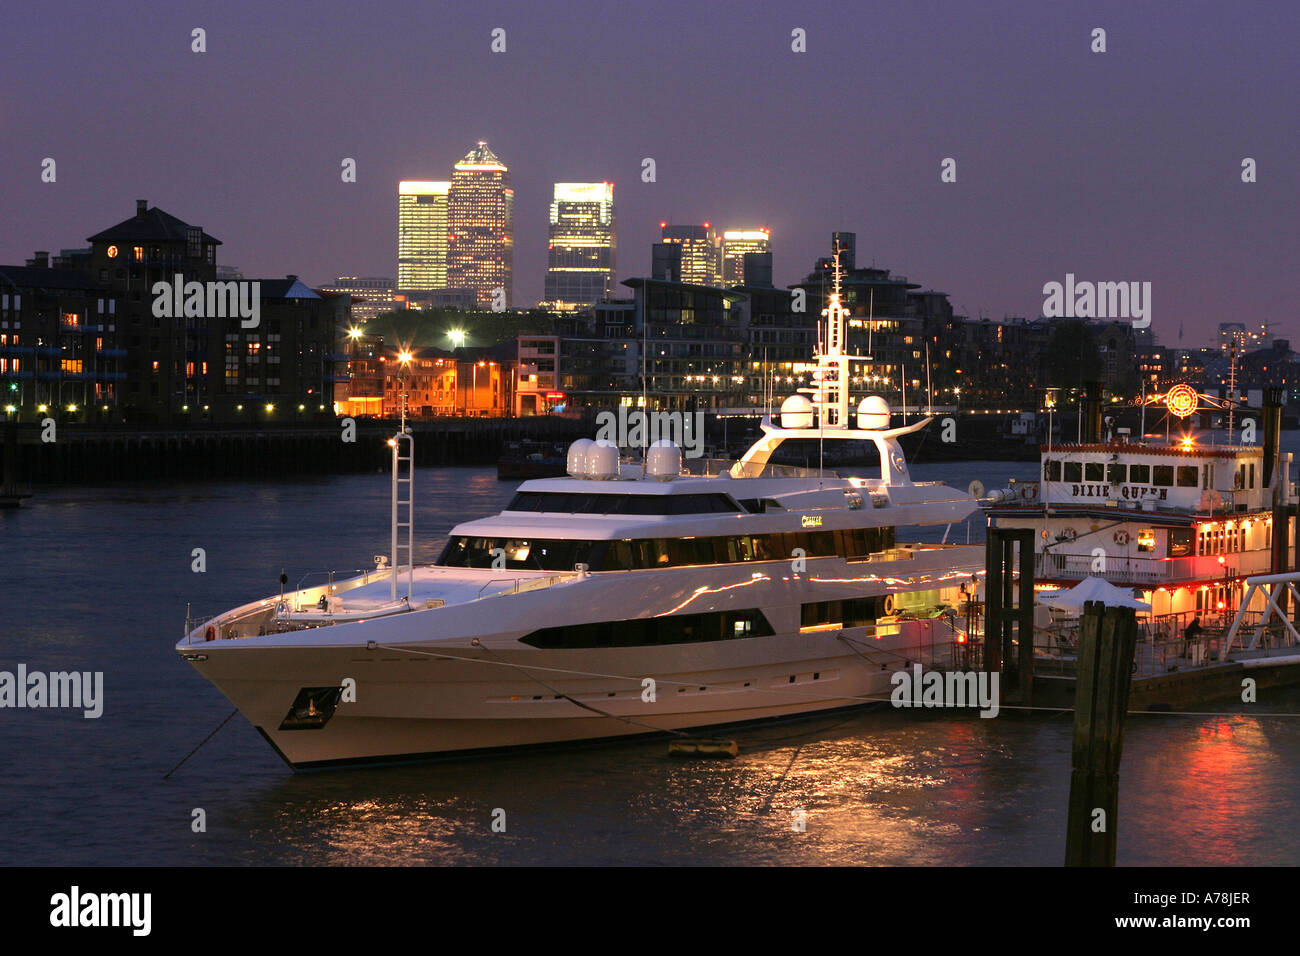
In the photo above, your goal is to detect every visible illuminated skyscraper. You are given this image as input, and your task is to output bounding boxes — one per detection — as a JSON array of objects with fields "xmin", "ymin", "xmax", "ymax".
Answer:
[
  {"xmin": 447, "ymin": 142, "xmax": 514, "ymax": 308},
  {"xmin": 659, "ymin": 223, "xmax": 720, "ymax": 287},
  {"xmin": 543, "ymin": 182, "xmax": 616, "ymax": 310},
  {"xmin": 721, "ymin": 229, "xmax": 771, "ymax": 286},
  {"xmin": 396, "ymin": 181, "xmax": 450, "ymax": 291}
]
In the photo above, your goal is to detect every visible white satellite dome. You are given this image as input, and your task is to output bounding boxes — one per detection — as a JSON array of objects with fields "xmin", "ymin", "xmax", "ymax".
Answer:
[
  {"xmin": 586, "ymin": 439, "xmax": 620, "ymax": 480},
  {"xmin": 645, "ymin": 439, "xmax": 681, "ymax": 481},
  {"xmin": 567, "ymin": 438, "xmax": 594, "ymax": 477},
  {"xmin": 780, "ymin": 394, "xmax": 814, "ymax": 429},
  {"xmin": 858, "ymin": 396, "xmax": 891, "ymax": 430}
]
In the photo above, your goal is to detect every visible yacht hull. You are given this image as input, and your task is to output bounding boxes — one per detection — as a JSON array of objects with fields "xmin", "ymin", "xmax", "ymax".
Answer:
[{"xmin": 185, "ymin": 626, "xmax": 963, "ymax": 768}]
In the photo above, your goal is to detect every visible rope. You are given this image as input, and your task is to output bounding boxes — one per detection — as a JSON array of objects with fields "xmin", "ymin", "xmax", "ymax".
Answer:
[{"xmin": 163, "ymin": 708, "xmax": 238, "ymax": 779}]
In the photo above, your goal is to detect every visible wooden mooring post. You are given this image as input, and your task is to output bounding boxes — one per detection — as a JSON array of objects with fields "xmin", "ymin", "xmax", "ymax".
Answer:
[
  {"xmin": 1065, "ymin": 601, "xmax": 1138, "ymax": 867},
  {"xmin": 984, "ymin": 527, "xmax": 1034, "ymax": 703}
]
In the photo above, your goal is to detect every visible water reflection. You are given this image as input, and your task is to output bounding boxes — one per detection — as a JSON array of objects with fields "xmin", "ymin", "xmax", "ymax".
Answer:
[{"xmin": 1, "ymin": 469, "xmax": 1299, "ymax": 865}]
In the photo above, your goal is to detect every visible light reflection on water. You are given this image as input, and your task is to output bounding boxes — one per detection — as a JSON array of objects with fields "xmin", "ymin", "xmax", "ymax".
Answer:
[{"xmin": 0, "ymin": 465, "xmax": 1298, "ymax": 866}]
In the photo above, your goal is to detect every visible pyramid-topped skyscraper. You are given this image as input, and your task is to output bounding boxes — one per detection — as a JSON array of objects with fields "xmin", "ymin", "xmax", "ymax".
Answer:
[{"xmin": 446, "ymin": 142, "xmax": 513, "ymax": 309}]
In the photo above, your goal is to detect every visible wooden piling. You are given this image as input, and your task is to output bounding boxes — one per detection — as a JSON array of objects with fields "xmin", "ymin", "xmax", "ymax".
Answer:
[{"xmin": 1064, "ymin": 601, "xmax": 1138, "ymax": 867}]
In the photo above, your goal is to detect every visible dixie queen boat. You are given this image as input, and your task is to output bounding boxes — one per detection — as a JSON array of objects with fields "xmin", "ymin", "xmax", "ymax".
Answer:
[
  {"xmin": 986, "ymin": 385, "xmax": 1299, "ymax": 648},
  {"xmin": 177, "ymin": 256, "xmax": 984, "ymax": 769}
]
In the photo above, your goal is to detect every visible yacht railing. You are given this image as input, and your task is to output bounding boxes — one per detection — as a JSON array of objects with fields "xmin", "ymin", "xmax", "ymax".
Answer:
[
  {"xmin": 475, "ymin": 573, "xmax": 573, "ymax": 600},
  {"xmin": 677, "ymin": 458, "xmax": 841, "ymax": 479}
]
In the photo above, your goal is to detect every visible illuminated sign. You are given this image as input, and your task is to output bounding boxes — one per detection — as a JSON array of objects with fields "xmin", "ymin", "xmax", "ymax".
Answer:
[
  {"xmin": 1166, "ymin": 384, "xmax": 1199, "ymax": 418},
  {"xmin": 544, "ymin": 391, "xmax": 566, "ymax": 401},
  {"xmin": 801, "ymin": 515, "xmax": 823, "ymax": 528}
]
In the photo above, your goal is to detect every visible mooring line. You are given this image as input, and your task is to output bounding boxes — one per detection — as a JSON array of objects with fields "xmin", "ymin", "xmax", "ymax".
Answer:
[
  {"xmin": 163, "ymin": 708, "xmax": 238, "ymax": 780},
  {"xmin": 759, "ymin": 742, "xmax": 805, "ymax": 814}
]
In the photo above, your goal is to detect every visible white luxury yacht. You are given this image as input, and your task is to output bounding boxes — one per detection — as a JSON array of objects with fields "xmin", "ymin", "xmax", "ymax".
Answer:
[{"xmin": 177, "ymin": 255, "xmax": 985, "ymax": 768}]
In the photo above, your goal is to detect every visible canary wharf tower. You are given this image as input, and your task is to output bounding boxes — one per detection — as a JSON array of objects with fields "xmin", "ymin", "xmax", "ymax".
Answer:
[
  {"xmin": 447, "ymin": 141, "xmax": 514, "ymax": 308},
  {"xmin": 543, "ymin": 182, "xmax": 616, "ymax": 311}
]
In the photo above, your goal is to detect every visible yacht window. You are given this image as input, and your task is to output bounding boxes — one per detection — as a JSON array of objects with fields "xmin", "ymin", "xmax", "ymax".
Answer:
[
  {"xmin": 1129, "ymin": 464, "xmax": 1150, "ymax": 483},
  {"xmin": 439, "ymin": 528, "xmax": 897, "ymax": 572},
  {"xmin": 521, "ymin": 608, "xmax": 775, "ymax": 649},
  {"xmin": 506, "ymin": 492, "xmax": 741, "ymax": 515},
  {"xmin": 1044, "ymin": 459, "xmax": 1061, "ymax": 481},
  {"xmin": 1106, "ymin": 464, "xmax": 1126, "ymax": 484},
  {"xmin": 1152, "ymin": 466, "xmax": 1174, "ymax": 487},
  {"xmin": 1084, "ymin": 462, "xmax": 1104, "ymax": 482},
  {"xmin": 800, "ymin": 596, "xmax": 886, "ymax": 629},
  {"xmin": 1178, "ymin": 466, "xmax": 1199, "ymax": 488},
  {"xmin": 1137, "ymin": 529, "xmax": 1156, "ymax": 553},
  {"xmin": 1063, "ymin": 461, "xmax": 1082, "ymax": 482}
]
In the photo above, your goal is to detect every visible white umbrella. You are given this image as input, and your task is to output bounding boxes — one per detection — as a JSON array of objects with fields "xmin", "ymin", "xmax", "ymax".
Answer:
[{"xmin": 1038, "ymin": 575, "xmax": 1152, "ymax": 612}]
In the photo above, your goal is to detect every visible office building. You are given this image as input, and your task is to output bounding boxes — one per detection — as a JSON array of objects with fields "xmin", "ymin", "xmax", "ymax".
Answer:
[
  {"xmin": 720, "ymin": 229, "xmax": 770, "ymax": 287},
  {"xmin": 542, "ymin": 182, "xmax": 616, "ymax": 310},
  {"xmin": 659, "ymin": 223, "xmax": 720, "ymax": 287},
  {"xmin": 447, "ymin": 142, "xmax": 514, "ymax": 308},
  {"xmin": 397, "ymin": 181, "xmax": 450, "ymax": 291}
]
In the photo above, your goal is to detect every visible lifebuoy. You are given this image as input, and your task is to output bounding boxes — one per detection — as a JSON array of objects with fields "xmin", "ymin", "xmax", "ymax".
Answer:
[
  {"xmin": 883, "ymin": 594, "xmax": 896, "ymax": 615},
  {"xmin": 1114, "ymin": 530, "xmax": 1130, "ymax": 545},
  {"xmin": 204, "ymin": 624, "xmax": 217, "ymax": 642}
]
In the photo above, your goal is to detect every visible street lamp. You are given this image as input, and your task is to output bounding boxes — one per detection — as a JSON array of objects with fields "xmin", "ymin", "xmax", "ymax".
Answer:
[{"xmin": 397, "ymin": 349, "xmax": 413, "ymax": 427}]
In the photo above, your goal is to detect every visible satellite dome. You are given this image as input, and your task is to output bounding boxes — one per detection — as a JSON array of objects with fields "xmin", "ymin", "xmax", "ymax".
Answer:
[
  {"xmin": 587, "ymin": 439, "xmax": 620, "ymax": 480},
  {"xmin": 567, "ymin": 439, "xmax": 594, "ymax": 477},
  {"xmin": 780, "ymin": 394, "xmax": 814, "ymax": 429},
  {"xmin": 646, "ymin": 440, "xmax": 681, "ymax": 481},
  {"xmin": 858, "ymin": 396, "xmax": 891, "ymax": 430}
]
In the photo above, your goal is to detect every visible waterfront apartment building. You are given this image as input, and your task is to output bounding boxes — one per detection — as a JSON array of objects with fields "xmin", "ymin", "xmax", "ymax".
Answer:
[
  {"xmin": 84, "ymin": 200, "xmax": 222, "ymax": 421},
  {"xmin": 2, "ymin": 200, "xmax": 344, "ymax": 424},
  {"xmin": 721, "ymin": 230, "xmax": 771, "ymax": 287},
  {"xmin": 213, "ymin": 276, "xmax": 348, "ymax": 421},
  {"xmin": 0, "ymin": 257, "xmax": 124, "ymax": 418},
  {"xmin": 659, "ymin": 224, "xmax": 720, "ymax": 287},
  {"xmin": 447, "ymin": 142, "xmax": 514, "ymax": 309},
  {"xmin": 542, "ymin": 182, "xmax": 616, "ymax": 311},
  {"xmin": 397, "ymin": 182, "xmax": 450, "ymax": 291}
]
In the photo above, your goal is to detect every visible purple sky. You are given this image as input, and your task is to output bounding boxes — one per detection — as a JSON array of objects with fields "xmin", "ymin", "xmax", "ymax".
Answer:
[{"xmin": 2, "ymin": 0, "xmax": 1296, "ymax": 346}]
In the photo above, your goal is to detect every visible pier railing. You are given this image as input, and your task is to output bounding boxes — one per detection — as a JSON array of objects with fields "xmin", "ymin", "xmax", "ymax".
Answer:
[
  {"xmin": 1033, "ymin": 618, "xmax": 1232, "ymax": 677},
  {"xmin": 1035, "ymin": 550, "xmax": 1273, "ymax": 585}
]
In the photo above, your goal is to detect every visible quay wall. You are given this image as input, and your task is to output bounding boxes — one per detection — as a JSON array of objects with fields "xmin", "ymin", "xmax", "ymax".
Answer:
[{"xmin": 2, "ymin": 417, "xmax": 594, "ymax": 485}]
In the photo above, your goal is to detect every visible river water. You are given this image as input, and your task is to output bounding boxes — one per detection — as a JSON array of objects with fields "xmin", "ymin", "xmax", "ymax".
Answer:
[{"xmin": 1, "ymin": 455, "xmax": 1298, "ymax": 866}]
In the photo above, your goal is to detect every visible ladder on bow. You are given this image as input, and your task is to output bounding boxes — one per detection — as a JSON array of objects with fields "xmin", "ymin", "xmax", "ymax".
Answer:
[{"xmin": 390, "ymin": 430, "xmax": 414, "ymax": 602}]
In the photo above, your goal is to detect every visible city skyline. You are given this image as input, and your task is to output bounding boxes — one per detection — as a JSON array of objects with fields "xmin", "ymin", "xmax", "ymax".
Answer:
[{"xmin": 0, "ymin": 1, "xmax": 1294, "ymax": 342}]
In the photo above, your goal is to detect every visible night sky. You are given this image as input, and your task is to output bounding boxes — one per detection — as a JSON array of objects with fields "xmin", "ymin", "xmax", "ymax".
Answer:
[{"xmin": 2, "ymin": 0, "xmax": 1295, "ymax": 344}]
